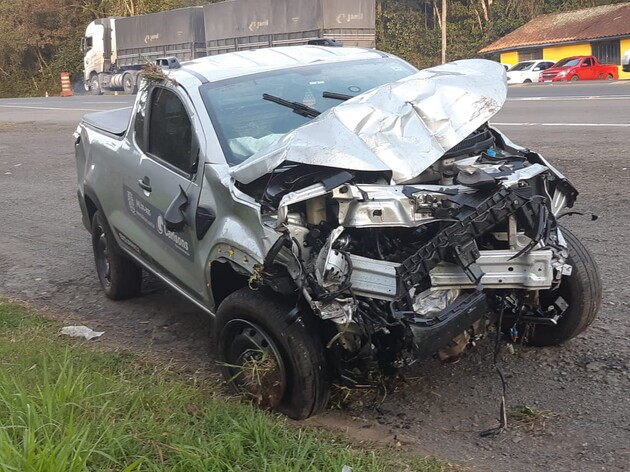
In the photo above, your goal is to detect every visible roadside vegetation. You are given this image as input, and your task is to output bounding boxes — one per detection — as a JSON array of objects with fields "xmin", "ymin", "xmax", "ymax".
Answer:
[
  {"xmin": 0, "ymin": 0, "xmax": 626, "ymax": 98},
  {"xmin": 0, "ymin": 300, "xmax": 452, "ymax": 471}
]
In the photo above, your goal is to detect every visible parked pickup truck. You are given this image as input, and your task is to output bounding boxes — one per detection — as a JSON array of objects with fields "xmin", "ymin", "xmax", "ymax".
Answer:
[
  {"xmin": 539, "ymin": 55, "xmax": 618, "ymax": 82},
  {"xmin": 75, "ymin": 46, "xmax": 601, "ymax": 419}
]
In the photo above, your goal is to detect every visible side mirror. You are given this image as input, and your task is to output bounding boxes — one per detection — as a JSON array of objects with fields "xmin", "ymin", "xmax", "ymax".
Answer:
[{"xmin": 164, "ymin": 185, "xmax": 189, "ymax": 232}]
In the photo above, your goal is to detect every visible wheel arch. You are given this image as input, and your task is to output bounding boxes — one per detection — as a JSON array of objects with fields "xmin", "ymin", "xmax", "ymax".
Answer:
[
  {"xmin": 209, "ymin": 259, "xmax": 250, "ymax": 309},
  {"xmin": 83, "ymin": 185, "xmax": 105, "ymax": 232}
]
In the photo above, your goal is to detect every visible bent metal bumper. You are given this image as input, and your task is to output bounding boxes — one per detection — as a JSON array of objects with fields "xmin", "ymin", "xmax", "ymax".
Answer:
[{"xmin": 348, "ymin": 249, "xmax": 553, "ymax": 301}]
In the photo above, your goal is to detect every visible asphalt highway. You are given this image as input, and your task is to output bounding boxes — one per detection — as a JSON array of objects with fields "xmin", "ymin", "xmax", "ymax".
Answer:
[
  {"xmin": 0, "ymin": 80, "xmax": 628, "ymax": 127},
  {"xmin": 499, "ymin": 80, "xmax": 630, "ymax": 128}
]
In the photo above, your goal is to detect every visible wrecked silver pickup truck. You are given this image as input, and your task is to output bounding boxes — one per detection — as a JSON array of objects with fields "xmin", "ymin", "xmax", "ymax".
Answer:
[{"xmin": 75, "ymin": 46, "xmax": 601, "ymax": 419}]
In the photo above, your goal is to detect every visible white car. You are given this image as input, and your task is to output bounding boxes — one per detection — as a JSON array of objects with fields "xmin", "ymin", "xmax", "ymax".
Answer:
[{"xmin": 507, "ymin": 60, "xmax": 555, "ymax": 84}]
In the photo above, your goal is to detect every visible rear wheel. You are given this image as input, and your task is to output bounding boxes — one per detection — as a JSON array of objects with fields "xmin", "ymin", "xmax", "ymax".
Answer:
[
  {"xmin": 122, "ymin": 73, "xmax": 137, "ymax": 95},
  {"xmin": 216, "ymin": 288, "xmax": 329, "ymax": 420},
  {"xmin": 527, "ymin": 226, "xmax": 601, "ymax": 346},
  {"xmin": 91, "ymin": 211, "xmax": 142, "ymax": 300},
  {"xmin": 524, "ymin": 79, "xmax": 532, "ymax": 83},
  {"xmin": 606, "ymin": 74, "xmax": 614, "ymax": 80}
]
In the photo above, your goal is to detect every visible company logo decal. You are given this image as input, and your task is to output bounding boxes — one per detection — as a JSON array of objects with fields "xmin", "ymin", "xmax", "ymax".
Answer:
[
  {"xmin": 124, "ymin": 185, "xmax": 193, "ymax": 261},
  {"xmin": 336, "ymin": 13, "xmax": 365, "ymax": 24},
  {"xmin": 144, "ymin": 33, "xmax": 160, "ymax": 44}
]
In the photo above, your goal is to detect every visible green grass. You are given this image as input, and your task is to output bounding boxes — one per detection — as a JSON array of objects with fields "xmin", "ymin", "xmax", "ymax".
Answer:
[{"xmin": 0, "ymin": 300, "xmax": 451, "ymax": 472}]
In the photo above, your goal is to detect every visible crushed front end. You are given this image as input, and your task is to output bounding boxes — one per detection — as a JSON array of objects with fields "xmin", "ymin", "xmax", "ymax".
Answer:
[
  {"xmin": 228, "ymin": 60, "xmax": 584, "ymax": 381},
  {"xmin": 235, "ymin": 124, "xmax": 577, "ymax": 379}
]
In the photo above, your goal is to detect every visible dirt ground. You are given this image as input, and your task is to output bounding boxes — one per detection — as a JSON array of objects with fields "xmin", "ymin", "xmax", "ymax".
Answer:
[{"xmin": 0, "ymin": 120, "xmax": 628, "ymax": 472}]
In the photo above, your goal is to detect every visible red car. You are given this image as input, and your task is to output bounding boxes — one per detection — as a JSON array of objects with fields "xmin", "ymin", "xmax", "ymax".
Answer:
[{"xmin": 539, "ymin": 55, "xmax": 618, "ymax": 82}]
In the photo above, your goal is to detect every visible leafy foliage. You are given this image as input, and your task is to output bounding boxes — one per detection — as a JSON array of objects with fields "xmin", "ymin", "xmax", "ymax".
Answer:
[{"xmin": 0, "ymin": 0, "xmax": 627, "ymax": 97}]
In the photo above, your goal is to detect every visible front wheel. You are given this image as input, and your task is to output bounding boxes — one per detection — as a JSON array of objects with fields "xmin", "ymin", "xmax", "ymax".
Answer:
[
  {"xmin": 526, "ymin": 226, "xmax": 602, "ymax": 346},
  {"xmin": 606, "ymin": 74, "xmax": 614, "ymax": 80},
  {"xmin": 89, "ymin": 74, "xmax": 102, "ymax": 95},
  {"xmin": 216, "ymin": 288, "xmax": 330, "ymax": 420},
  {"xmin": 570, "ymin": 75, "xmax": 579, "ymax": 82},
  {"xmin": 91, "ymin": 211, "xmax": 142, "ymax": 300}
]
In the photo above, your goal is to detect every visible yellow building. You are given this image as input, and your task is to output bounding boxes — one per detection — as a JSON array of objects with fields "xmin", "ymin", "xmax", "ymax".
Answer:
[{"xmin": 480, "ymin": 3, "xmax": 630, "ymax": 79}]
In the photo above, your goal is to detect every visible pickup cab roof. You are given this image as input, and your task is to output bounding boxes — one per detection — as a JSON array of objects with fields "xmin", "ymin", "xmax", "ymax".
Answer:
[{"xmin": 175, "ymin": 46, "xmax": 389, "ymax": 84}]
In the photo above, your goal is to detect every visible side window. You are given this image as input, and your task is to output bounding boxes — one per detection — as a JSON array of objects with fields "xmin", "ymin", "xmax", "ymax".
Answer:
[
  {"xmin": 148, "ymin": 88, "xmax": 195, "ymax": 175},
  {"xmin": 583, "ymin": 58, "xmax": 592, "ymax": 67},
  {"xmin": 134, "ymin": 88, "xmax": 148, "ymax": 151}
]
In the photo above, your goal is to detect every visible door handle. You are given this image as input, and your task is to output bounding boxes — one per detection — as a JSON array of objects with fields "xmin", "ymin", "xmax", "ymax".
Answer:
[{"xmin": 138, "ymin": 177, "xmax": 152, "ymax": 192}]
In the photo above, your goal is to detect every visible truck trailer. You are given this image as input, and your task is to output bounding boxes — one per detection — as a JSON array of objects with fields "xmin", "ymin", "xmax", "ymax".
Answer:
[
  {"xmin": 82, "ymin": 0, "xmax": 376, "ymax": 94},
  {"xmin": 204, "ymin": 0, "xmax": 375, "ymax": 55},
  {"xmin": 82, "ymin": 7, "xmax": 206, "ymax": 95}
]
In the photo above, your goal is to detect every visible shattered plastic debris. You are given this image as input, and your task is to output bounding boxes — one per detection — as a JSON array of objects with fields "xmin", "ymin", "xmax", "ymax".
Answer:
[
  {"xmin": 341, "ymin": 466, "xmax": 353, "ymax": 472},
  {"xmin": 60, "ymin": 325, "xmax": 105, "ymax": 340}
]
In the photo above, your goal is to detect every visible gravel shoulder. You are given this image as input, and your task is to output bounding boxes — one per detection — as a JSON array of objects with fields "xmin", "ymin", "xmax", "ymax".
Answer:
[{"xmin": 0, "ymin": 118, "xmax": 628, "ymax": 472}]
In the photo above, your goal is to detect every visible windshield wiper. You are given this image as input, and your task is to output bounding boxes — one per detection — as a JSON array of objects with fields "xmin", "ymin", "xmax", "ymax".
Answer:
[
  {"xmin": 322, "ymin": 91, "xmax": 354, "ymax": 101},
  {"xmin": 262, "ymin": 93, "xmax": 321, "ymax": 118}
]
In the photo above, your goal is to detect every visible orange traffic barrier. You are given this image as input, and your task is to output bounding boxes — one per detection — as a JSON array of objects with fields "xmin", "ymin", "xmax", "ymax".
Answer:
[{"xmin": 60, "ymin": 72, "xmax": 73, "ymax": 97}]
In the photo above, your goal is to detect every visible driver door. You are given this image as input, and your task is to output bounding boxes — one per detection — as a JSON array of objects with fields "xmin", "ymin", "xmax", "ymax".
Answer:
[{"xmin": 125, "ymin": 85, "xmax": 206, "ymax": 298}]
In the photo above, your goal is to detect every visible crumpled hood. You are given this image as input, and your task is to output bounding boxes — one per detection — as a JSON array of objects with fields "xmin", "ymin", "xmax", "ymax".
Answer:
[{"xmin": 230, "ymin": 59, "xmax": 507, "ymax": 185}]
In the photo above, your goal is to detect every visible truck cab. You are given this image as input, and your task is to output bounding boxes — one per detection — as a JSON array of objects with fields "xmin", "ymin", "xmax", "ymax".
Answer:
[{"xmin": 82, "ymin": 19, "xmax": 115, "ymax": 94}]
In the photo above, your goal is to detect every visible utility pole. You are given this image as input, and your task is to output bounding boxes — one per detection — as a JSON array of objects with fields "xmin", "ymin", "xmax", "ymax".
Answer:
[{"xmin": 441, "ymin": 0, "xmax": 447, "ymax": 64}]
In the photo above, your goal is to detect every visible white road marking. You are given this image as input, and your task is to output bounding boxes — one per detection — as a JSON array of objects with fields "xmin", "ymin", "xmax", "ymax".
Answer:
[
  {"xmin": 0, "ymin": 104, "xmax": 101, "ymax": 112},
  {"xmin": 493, "ymin": 122, "xmax": 630, "ymax": 127},
  {"xmin": 507, "ymin": 95, "xmax": 630, "ymax": 101}
]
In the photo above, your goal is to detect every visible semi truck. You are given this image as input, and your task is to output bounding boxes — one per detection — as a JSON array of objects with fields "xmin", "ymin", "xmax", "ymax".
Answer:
[
  {"xmin": 82, "ymin": 0, "xmax": 376, "ymax": 94},
  {"xmin": 82, "ymin": 7, "xmax": 206, "ymax": 95}
]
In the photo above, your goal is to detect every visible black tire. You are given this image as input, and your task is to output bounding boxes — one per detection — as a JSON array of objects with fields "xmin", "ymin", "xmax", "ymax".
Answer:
[
  {"xmin": 570, "ymin": 75, "xmax": 579, "ymax": 82},
  {"xmin": 89, "ymin": 74, "xmax": 102, "ymax": 95},
  {"xmin": 91, "ymin": 211, "xmax": 142, "ymax": 300},
  {"xmin": 606, "ymin": 74, "xmax": 614, "ymax": 80},
  {"xmin": 527, "ymin": 226, "xmax": 602, "ymax": 346},
  {"xmin": 524, "ymin": 79, "xmax": 532, "ymax": 84},
  {"xmin": 216, "ymin": 288, "xmax": 329, "ymax": 420},
  {"xmin": 122, "ymin": 73, "xmax": 137, "ymax": 95}
]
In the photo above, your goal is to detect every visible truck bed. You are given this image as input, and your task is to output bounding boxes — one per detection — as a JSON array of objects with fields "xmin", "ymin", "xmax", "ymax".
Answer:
[{"xmin": 82, "ymin": 107, "xmax": 133, "ymax": 137}]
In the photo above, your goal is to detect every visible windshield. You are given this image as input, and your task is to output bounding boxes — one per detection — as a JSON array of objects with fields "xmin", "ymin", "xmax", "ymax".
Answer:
[
  {"xmin": 509, "ymin": 62, "xmax": 534, "ymax": 71},
  {"xmin": 200, "ymin": 58, "xmax": 416, "ymax": 166},
  {"xmin": 554, "ymin": 58, "xmax": 580, "ymax": 68}
]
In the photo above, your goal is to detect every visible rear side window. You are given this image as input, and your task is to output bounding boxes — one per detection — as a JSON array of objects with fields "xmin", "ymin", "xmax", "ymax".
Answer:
[{"xmin": 147, "ymin": 88, "xmax": 194, "ymax": 174}]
